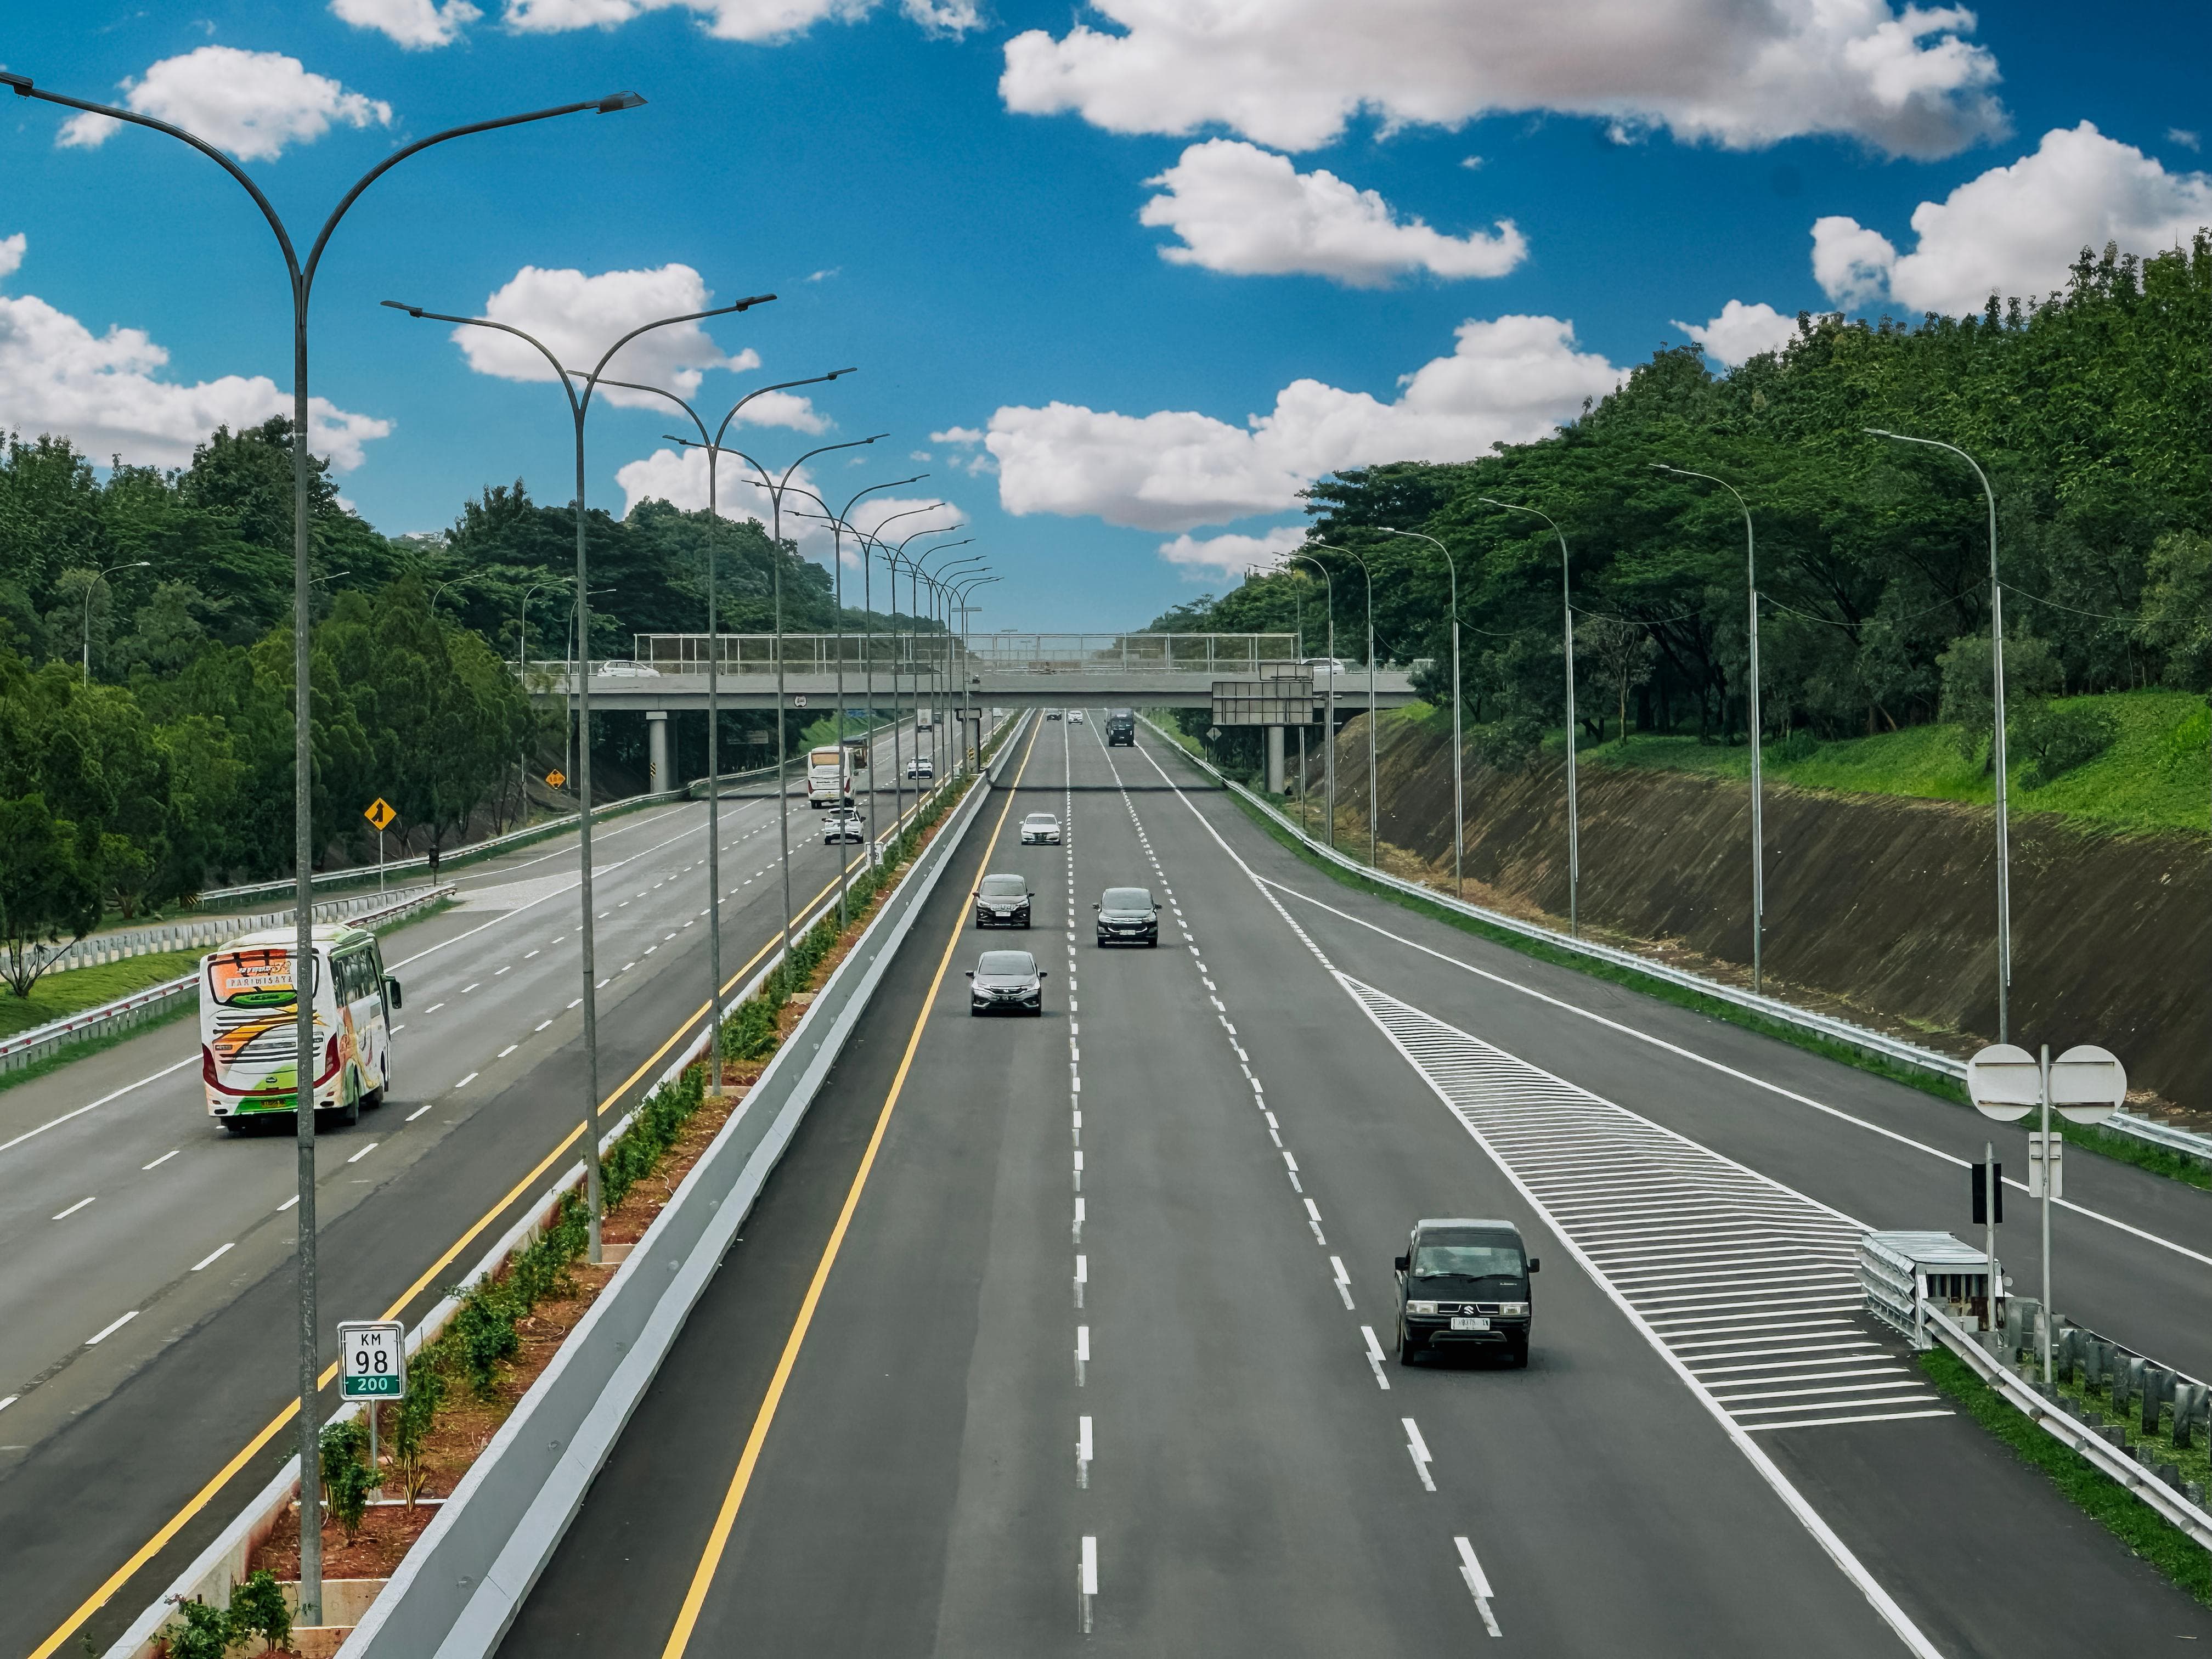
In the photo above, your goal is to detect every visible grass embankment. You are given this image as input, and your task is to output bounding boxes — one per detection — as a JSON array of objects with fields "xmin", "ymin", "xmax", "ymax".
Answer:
[
  {"xmin": 0, "ymin": 950, "xmax": 208, "ymax": 1041},
  {"xmin": 1573, "ymin": 689, "xmax": 2209, "ymax": 837}
]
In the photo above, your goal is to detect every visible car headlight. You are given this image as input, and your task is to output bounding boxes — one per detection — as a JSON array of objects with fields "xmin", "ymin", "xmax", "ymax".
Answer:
[
  {"xmin": 1500, "ymin": 1302, "xmax": 1529, "ymax": 1316},
  {"xmin": 1406, "ymin": 1300, "xmax": 1437, "ymax": 1314}
]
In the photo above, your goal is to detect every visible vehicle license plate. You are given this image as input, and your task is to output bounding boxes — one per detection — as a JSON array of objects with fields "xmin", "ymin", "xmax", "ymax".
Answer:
[{"xmin": 1451, "ymin": 1316, "xmax": 1490, "ymax": 1331}]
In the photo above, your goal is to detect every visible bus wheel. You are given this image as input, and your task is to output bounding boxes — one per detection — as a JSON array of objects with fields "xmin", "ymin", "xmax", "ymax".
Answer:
[{"xmin": 222, "ymin": 1118, "xmax": 251, "ymax": 1136}]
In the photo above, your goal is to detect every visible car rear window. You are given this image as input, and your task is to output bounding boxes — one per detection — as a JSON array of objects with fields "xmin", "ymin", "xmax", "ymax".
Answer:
[
  {"xmin": 978, "ymin": 951, "xmax": 1035, "ymax": 975},
  {"xmin": 980, "ymin": 875, "xmax": 1026, "ymax": 897},
  {"xmin": 1102, "ymin": 887, "xmax": 1152, "ymax": 911}
]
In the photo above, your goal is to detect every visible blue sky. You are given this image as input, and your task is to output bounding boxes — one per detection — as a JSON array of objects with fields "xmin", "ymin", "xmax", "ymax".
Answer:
[{"xmin": 2, "ymin": 0, "xmax": 2207, "ymax": 630}]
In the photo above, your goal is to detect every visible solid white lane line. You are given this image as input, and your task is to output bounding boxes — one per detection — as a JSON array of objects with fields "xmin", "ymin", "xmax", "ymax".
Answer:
[
  {"xmin": 191, "ymin": 1242, "xmax": 235, "ymax": 1272},
  {"xmin": 346, "ymin": 1142, "xmax": 379, "ymax": 1164},
  {"xmin": 85, "ymin": 1311, "xmax": 139, "ymax": 1345},
  {"xmin": 1454, "ymin": 1537, "xmax": 1503, "ymax": 1639},
  {"xmin": 1743, "ymin": 1408, "xmax": 1954, "ymax": 1433},
  {"xmin": 52, "ymin": 1196, "xmax": 95, "ymax": 1221},
  {"xmin": 142, "ymin": 1149, "xmax": 180, "ymax": 1171},
  {"xmin": 0, "ymin": 1055, "xmax": 198, "ymax": 1163}
]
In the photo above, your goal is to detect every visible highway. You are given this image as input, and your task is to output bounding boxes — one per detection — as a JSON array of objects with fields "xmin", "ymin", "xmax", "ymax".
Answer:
[
  {"xmin": 500, "ymin": 710, "xmax": 2212, "ymax": 1656},
  {"xmin": 0, "ymin": 713, "xmax": 972, "ymax": 1658}
]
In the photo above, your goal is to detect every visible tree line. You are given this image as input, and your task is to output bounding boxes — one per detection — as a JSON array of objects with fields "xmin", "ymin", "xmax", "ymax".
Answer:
[
  {"xmin": 0, "ymin": 416, "xmax": 939, "ymax": 984},
  {"xmin": 1155, "ymin": 235, "xmax": 2211, "ymax": 782}
]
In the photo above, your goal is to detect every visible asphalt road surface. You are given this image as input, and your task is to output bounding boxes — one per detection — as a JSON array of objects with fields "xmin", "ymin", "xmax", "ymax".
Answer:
[
  {"xmin": 501, "ymin": 709, "xmax": 2212, "ymax": 1657},
  {"xmin": 0, "ymin": 713, "xmax": 970, "ymax": 1658}
]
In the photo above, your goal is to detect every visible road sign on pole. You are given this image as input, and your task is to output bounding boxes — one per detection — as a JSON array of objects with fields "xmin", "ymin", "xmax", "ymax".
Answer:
[
  {"xmin": 363, "ymin": 798, "xmax": 396, "ymax": 832},
  {"xmin": 546, "ymin": 769, "xmax": 566, "ymax": 790},
  {"xmin": 338, "ymin": 1319, "xmax": 407, "ymax": 1399},
  {"xmin": 1965, "ymin": 1043, "xmax": 2039, "ymax": 1120},
  {"xmin": 2049, "ymin": 1044, "xmax": 2126, "ymax": 1124}
]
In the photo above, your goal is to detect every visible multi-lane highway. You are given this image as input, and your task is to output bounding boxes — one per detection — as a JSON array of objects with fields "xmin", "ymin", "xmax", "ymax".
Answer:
[
  {"xmin": 0, "ymin": 715, "xmax": 971, "ymax": 1658},
  {"xmin": 499, "ymin": 710, "xmax": 2212, "ymax": 1656}
]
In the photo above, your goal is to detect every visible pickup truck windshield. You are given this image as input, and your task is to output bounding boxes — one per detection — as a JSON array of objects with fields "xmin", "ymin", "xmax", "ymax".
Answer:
[{"xmin": 1413, "ymin": 1242, "xmax": 1524, "ymax": 1281}]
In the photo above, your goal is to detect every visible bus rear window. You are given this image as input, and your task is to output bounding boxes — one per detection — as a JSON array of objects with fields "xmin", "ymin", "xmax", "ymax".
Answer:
[{"xmin": 206, "ymin": 949, "xmax": 313, "ymax": 1007}]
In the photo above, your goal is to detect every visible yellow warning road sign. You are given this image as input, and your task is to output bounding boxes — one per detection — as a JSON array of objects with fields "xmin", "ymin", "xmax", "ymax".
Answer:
[
  {"xmin": 363, "ymin": 798, "xmax": 397, "ymax": 832},
  {"xmin": 546, "ymin": 769, "xmax": 567, "ymax": 789}
]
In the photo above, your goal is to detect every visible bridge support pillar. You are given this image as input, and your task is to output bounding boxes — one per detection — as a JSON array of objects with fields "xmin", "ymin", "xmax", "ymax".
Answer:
[
  {"xmin": 647, "ymin": 709, "xmax": 670, "ymax": 793},
  {"xmin": 1265, "ymin": 724, "xmax": 1286, "ymax": 794}
]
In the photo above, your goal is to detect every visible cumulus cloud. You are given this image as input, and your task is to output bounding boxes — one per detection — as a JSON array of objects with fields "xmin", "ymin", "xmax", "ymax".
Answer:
[
  {"xmin": 1002, "ymin": 0, "xmax": 2006, "ymax": 159},
  {"xmin": 1673, "ymin": 299, "xmax": 1801, "ymax": 366},
  {"xmin": 0, "ymin": 238, "xmax": 388, "ymax": 471},
  {"xmin": 504, "ymin": 0, "xmax": 870, "ymax": 42},
  {"xmin": 449, "ymin": 264, "xmax": 765, "ymax": 410},
  {"xmin": 900, "ymin": 0, "xmax": 981, "ymax": 35},
  {"xmin": 988, "ymin": 315, "xmax": 1620, "ymax": 533},
  {"xmin": 1139, "ymin": 140, "xmax": 1526, "ymax": 286},
  {"xmin": 0, "ymin": 234, "xmax": 25, "ymax": 281},
  {"xmin": 1158, "ymin": 524, "xmax": 1307, "ymax": 578},
  {"xmin": 57, "ymin": 47, "xmax": 392, "ymax": 162},
  {"xmin": 329, "ymin": 0, "xmax": 483, "ymax": 47},
  {"xmin": 1812, "ymin": 122, "xmax": 2212, "ymax": 315},
  {"xmin": 931, "ymin": 426, "xmax": 985, "ymax": 445}
]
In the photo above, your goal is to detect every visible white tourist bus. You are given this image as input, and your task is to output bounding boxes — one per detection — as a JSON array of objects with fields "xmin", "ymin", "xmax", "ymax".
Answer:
[{"xmin": 200, "ymin": 923, "xmax": 400, "ymax": 1131}]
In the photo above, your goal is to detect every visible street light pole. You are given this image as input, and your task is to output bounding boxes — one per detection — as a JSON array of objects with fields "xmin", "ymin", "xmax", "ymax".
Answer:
[
  {"xmin": 78, "ymin": 558, "xmax": 150, "ymax": 680},
  {"xmin": 1285, "ymin": 554, "xmax": 1337, "ymax": 847},
  {"xmin": 1480, "ymin": 497, "xmax": 1580, "ymax": 936},
  {"xmin": 3, "ymin": 71, "xmax": 648, "ymax": 1624},
  {"xmin": 924, "ymin": 556, "xmax": 987, "ymax": 772},
  {"xmin": 1376, "ymin": 528, "xmax": 1463, "ymax": 901},
  {"xmin": 1655, "ymin": 464, "xmax": 1763, "ymax": 993},
  {"xmin": 1869, "ymin": 430, "xmax": 2011, "ymax": 1042},
  {"xmin": 911, "ymin": 545, "xmax": 982, "ymax": 790},
  {"xmin": 1328, "ymin": 547, "xmax": 1380, "ymax": 870},
  {"xmin": 386, "ymin": 292, "xmax": 775, "ymax": 1278}
]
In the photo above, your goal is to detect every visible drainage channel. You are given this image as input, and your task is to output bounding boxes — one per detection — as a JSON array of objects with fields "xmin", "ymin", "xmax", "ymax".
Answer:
[{"xmin": 1343, "ymin": 977, "xmax": 1949, "ymax": 1434}]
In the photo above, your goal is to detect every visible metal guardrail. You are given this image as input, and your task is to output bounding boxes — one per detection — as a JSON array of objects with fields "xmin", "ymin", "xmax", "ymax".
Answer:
[
  {"xmin": 1925, "ymin": 1303, "xmax": 2212, "ymax": 1552},
  {"xmin": 0, "ymin": 886, "xmax": 453, "ymax": 1074},
  {"xmin": 1143, "ymin": 716, "xmax": 2212, "ymax": 1166},
  {"xmin": 625, "ymin": 633, "xmax": 1303, "ymax": 675},
  {"xmin": 10, "ymin": 884, "xmax": 444, "ymax": 980},
  {"xmin": 195, "ymin": 791, "xmax": 689, "ymax": 906}
]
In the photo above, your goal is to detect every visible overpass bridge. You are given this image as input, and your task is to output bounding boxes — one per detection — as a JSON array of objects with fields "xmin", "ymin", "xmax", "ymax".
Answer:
[{"xmin": 527, "ymin": 632, "xmax": 1421, "ymax": 788}]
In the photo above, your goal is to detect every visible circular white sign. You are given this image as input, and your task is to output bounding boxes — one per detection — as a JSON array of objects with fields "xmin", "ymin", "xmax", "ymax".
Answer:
[
  {"xmin": 2050, "ymin": 1043, "xmax": 2126, "ymax": 1125},
  {"xmin": 1964, "ymin": 1043, "xmax": 2039, "ymax": 1122}
]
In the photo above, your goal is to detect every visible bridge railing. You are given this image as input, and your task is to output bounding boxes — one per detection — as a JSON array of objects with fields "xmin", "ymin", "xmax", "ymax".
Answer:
[{"xmin": 614, "ymin": 633, "xmax": 1304, "ymax": 678}]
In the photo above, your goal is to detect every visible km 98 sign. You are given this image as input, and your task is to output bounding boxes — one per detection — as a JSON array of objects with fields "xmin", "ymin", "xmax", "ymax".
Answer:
[{"xmin": 338, "ymin": 1319, "xmax": 407, "ymax": 1400}]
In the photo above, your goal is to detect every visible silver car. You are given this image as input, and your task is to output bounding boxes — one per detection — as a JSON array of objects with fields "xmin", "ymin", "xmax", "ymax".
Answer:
[
  {"xmin": 1020, "ymin": 812, "xmax": 1062, "ymax": 845},
  {"xmin": 967, "ymin": 949, "xmax": 1046, "ymax": 1016}
]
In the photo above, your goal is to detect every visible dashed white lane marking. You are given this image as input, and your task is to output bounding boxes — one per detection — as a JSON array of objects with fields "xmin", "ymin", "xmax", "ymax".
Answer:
[
  {"xmin": 535, "ymin": 1020, "xmax": 552, "ymax": 1032},
  {"xmin": 346, "ymin": 1142, "xmax": 379, "ymax": 1164},
  {"xmin": 524, "ymin": 950, "xmax": 540, "ymax": 958},
  {"xmin": 1343, "ymin": 979, "xmax": 1943, "ymax": 1435},
  {"xmin": 1076, "ymin": 1414, "xmax": 1093, "ymax": 1488},
  {"xmin": 1402, "ymin": 1417, "xmax": 1437, "ymax": 1491},
  {"xmin": 461, "ymin": 983, "xmax": 479, "ymax": 994},
  {"xmin": 568, "ymin": 998, "xmax": 582, "ymax": 1009},
  {"xmin": 278, "ymin": 1194, "xmax": 298, "ymax": 1212},
  {"xmin": 1454, "ymin": 1537, "xmax": 1503, "ymax": 1638},
  {"xmin": 498, "ymin": 1043, "xmax": 519, "ymax": 1058},
  {"xmin": 1076, "ymin": 1325, "xmax": 1089, "ymax": 1386},
  {"xmin": 405, "ymin": 1103, "xmax": 434, "ymax": 1121},
  {"xmin": 1331, "ymin": 1255, "xmax": 1355, "ymax": 1310},
  {"xmin": 494, "ymin": 965, "xmax": 511, "ymax": 976},
  {"xmin": 0, "ymin": 1395, "xmax": 18, "ymax": 1412},
  {"xmin": 142, "ymin": 1150, "xmax": 179, "ymax": 1171},
  {"xmin": 425, "ymin": 1003, "xmax": 445, "ymax": 1014},
  {"xmin": 190, "ymin": 1242, "xmax": 234, "ymax": 1272},
  {"xmin": 455, "ymin": 1072, "xmax": 479, "ymax": 1089},
  {"xmin": 51, "ymin": 1197, "xmax": 94, "ymax": 1221},
  {"xmin": 1360, "ymin": 1325, "xmax": 1391, "ymax": 1390},
  {"xmin": 1073, "ymin": 1197, "xmax": 1085, "ymax": 1244},
  {"xmin": 1079, "ymin": 1536, "xmax": 1098, "ymax": 1634},
  {"xmin": 1074, "ymin": 1253, "xmax": 1087, "ymax": 1307},
  {"xmin": 85, "ymin": 1311, "xmax": 138, "ymax": 1346}
]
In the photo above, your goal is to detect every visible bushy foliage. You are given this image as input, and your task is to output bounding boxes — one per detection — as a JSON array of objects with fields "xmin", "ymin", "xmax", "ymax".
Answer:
[
  {"xmin": 318, "ymin": 1419, "xmax": 374, "ymax": 1541},
  {"xmin": 227, "ymin": 1567, "xmax": 292, "ymax": 1652}
]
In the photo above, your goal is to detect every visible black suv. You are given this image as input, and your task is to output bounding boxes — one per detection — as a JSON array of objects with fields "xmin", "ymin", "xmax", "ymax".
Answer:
[
  {"xmin": 1105, "ymin": 709, "xmax": 1136, "ymax": 746},
  {"xmin": 1395, "ymin": 1217, "xmax": 1537, "ymax": 1366},
  {"xmin": 1094, "ymin": 885, "xmax": 1158, "ymax": 947},
  {"xmin": 973, "ymin": 872, "xmax": 1033, "ymax": 928}
]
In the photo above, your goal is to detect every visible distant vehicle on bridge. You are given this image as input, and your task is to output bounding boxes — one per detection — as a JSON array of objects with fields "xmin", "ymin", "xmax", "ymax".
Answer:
[
  {"xmin": 595, "ymin": 659, "xmax": 662, "ymax": 679},
  {"xmin": 1105, "ymin": 708, "xmax": 1136, "ymax": 746},
  {"xmin": 1302, "ymin": 657, "xmax": 1351, "ymax": 680}
]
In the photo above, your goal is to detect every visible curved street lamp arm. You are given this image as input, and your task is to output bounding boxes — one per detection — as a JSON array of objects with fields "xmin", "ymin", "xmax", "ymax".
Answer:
[
  {"xmin": 712, "ymin": 369, "xmax": 860, "ymax": 450},
  {"xmin": 596, "ymin": 378, "xmax": 711, "ymax": 445},
  {"xmin": 383, "ymin": 304, "xmax": 588, "ymax": 420}
]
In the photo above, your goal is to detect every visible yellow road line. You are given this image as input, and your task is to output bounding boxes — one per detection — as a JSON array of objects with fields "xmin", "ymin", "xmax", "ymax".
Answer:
[
  {"xmin": 25, "ymin": 828, "xmax": 913, "ymax": 1659},
  {"xmin": 658, "ymin": 719, "xmax": 1041, "ymax": 1657}
]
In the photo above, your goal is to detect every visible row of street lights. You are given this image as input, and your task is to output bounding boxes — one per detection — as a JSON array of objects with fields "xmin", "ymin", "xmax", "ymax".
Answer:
[{"xmin": 1274, "ymin": 432, "xmax": 2012, "ymax": 1029}]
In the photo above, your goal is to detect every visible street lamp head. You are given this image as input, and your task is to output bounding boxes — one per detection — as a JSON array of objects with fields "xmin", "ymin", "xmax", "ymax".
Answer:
[
  {"xmin": 828, "ymin": 367, "xmax": 859, "ymax": 379},
  {"xmin": 1, "ymin": 71, "xmax": 31, "ymax": 95},
  {"xmin": 595, "ymin": 91, "xmax": 647, "ymax": 113},
  {"xmin": 381, "ymin": 300, "xmax": 428, "ymax": 319}
]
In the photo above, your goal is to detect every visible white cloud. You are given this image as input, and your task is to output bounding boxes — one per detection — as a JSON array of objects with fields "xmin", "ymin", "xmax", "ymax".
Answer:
[
  {"xmin": 329, "ymin": 0, "xmax": 483, "ymax": 47},
  {"xmin": 931, "ymin": 426, "xmax": 985, "ymax": 445},
  {"xmin": 503, "ymin": 0, "xmax": 868, "ymax": 42},
  {"xmin": 450, "ymin": 264, "xmax": 763, "ymax": 409},
  {"xmin": 1002, "ymin": 0, "xmax": 2006, "ymax": 159},
  {"xmin": 2171, "ymin": 128, "xmax": 2202, "ymax": 152},
  {"xmin": 0, "ymin": 238, "xmax": 388, "ymax": 471},
  {"xmin": 0, "ymin": 234, "xmax": 25, "ymax": 281},
  {"xmin": 988, "ymin": 314, "xmax": 1620, "ymax": 533},
  {"xmin": 1158, "ymin": 524, "xmax": 1306, "ymax": 578},
  {"xmin": 1810, "ymin": 215, "xmax": 1900, "ymax": 309},
  {"xmin": 901, "ymin": 0, "xmax": 981, "ymax": 36},
  {"xmin": 57, "ymin": 47, "xmax": 392, "ymax": 162},
  {"xmin": 1138, "ymin": 140, "xmax": 1526, "ymax": 286},
  {"xmin": 1813, "ymin": 122, "xmax": 2212, "ymax": 315},
  {"xmin": 612, "ymin": 447, "xmax": 957, "ymax": 571},
  {"xmin": 1673, "ymin": 299, "xmax": 1800, "ymax": 366}
]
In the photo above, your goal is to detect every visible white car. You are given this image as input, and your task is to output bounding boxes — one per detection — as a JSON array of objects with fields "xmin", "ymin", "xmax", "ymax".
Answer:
[
  {"xmin": 1301, "ymin": 657, "xmax": 1351, "ymax": 680},
  {"xmin": 907, "ymin": 758, "xmax": 936, "ymax": 780},
  {"xmin": 822, "ymin": 811, "xmax": 866, "ymax": 843},
  {"xmin": 1020, "ymin": 812, "xmax": 1063, "ymax": 846},
  {"xmin": 595, "ymin": 660, "xmax": 662, "ymax": 679},
  {"xmin": 1068, "ymin": 709, "xmax": 1085, "ymax": 724}
]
